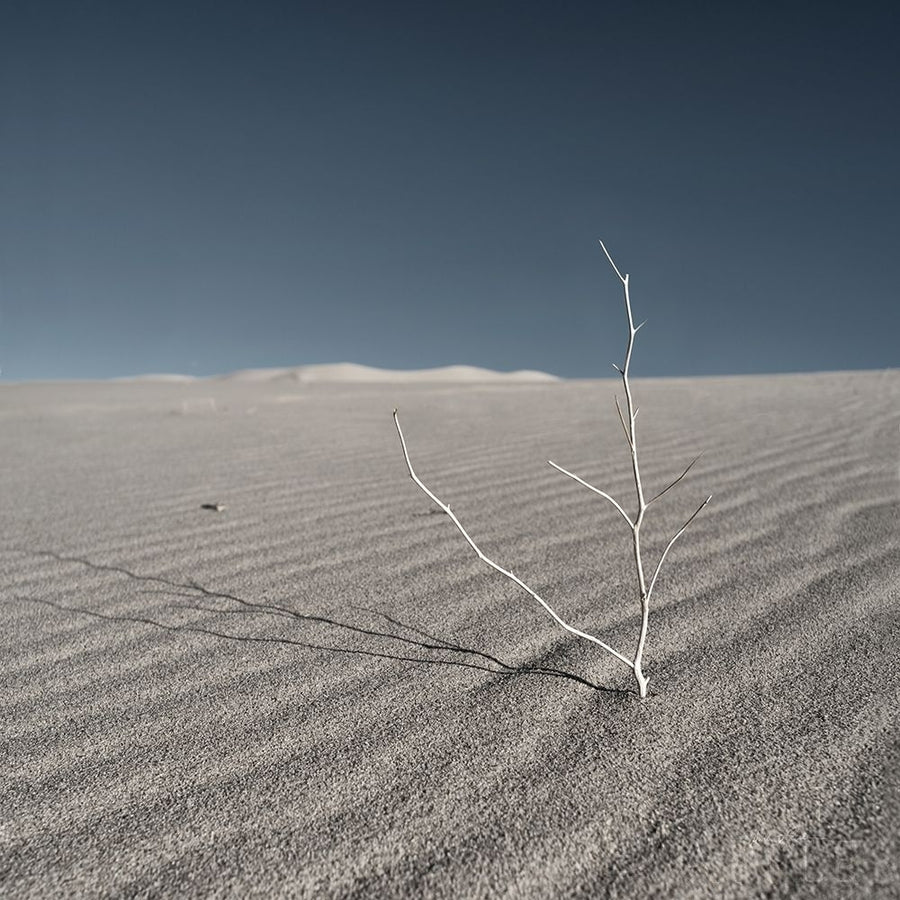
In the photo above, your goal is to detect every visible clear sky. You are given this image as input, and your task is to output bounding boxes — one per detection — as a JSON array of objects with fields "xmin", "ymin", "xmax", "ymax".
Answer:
[{"xmin": 1, "ymin": 1, "xmax": 897, "ymax": 380}]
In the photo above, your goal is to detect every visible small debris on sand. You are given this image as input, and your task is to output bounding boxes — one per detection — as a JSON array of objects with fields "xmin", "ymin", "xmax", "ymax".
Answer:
[{"xmin": 200, "ymin": 503, "xmax": 226, "ymax": 512}]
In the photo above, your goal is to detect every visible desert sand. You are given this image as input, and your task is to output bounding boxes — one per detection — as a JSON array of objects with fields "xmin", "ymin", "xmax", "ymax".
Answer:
[{"xmin": 2, "ymin": 368, "xmax": 898, "ymax": 898}]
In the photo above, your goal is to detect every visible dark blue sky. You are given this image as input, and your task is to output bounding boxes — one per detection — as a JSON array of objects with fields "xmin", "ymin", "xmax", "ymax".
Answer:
[{"xmin": 1, "ymin": 1, "xmax": 897, "ymax": 380}]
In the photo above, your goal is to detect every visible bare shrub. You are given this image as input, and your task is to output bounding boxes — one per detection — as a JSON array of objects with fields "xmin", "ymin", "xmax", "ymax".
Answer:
[{"xmin": 393, "ymin": 242, "xmax": 710, "ymax": 697}]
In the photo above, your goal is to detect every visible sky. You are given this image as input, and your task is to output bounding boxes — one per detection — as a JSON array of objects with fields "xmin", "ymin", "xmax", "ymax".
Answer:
[{"xmin": 1, "ymin": 0, "xmax": 897, "ymax": 380}]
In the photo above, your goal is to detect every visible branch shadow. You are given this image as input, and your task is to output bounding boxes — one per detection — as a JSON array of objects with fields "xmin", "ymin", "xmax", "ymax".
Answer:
[{"xmin": 16, "ymin": 549, "xmax": 627, "ymax": 695}]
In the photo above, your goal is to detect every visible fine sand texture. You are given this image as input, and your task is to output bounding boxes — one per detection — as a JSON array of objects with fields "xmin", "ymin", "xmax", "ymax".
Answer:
[{"xmin": 2, "ymin": 370, "xmax": 899, "ymax": 898}]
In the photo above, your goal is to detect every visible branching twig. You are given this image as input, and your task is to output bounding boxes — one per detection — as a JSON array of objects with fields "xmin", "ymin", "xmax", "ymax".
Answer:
[
  {"xmin": 601, "ymin": 240, "xmax": 710, "ymax": 696},
  {"xmin": 548, "ymin": 242, "xmax": 710, "ymax": 697},
  {"xmin": 392, "ymin": 240, "xmax": 711, "ymax": 698}
]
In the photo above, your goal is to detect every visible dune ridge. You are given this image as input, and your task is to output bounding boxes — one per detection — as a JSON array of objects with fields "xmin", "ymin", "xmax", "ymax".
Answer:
[
  {"xmin": 109, "ymin": 362, "xmax": 562, "ymax": 384},
  {"xmin": 1, "ymin": 369, "xmax": 898, "ymax": 898}
]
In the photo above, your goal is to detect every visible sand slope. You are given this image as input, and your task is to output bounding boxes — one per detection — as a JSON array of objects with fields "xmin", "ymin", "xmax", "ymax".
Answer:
[{"xmin": 1, "ymin": 371, "xmax": 898, "ymax": 898}]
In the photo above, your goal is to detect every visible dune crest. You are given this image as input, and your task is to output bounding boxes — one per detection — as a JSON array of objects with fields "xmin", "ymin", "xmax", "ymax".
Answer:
[
  {"xmin": 218, "ymin": 362, "xmax": 561, "ymax": 383},
  {"xmin": 110, "ymin": 373, "xmax": 199, "ymax": 383}
]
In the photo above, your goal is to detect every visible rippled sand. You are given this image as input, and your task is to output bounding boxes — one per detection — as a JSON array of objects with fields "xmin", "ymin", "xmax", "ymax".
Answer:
[{"xmin": 2, "ymin": 371, "xmax": 898, "ymax": 898}]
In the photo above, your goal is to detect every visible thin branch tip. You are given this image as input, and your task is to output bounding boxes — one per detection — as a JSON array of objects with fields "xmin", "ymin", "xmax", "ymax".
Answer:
[
  {"xmin": 646, "ymin": 493, "xmax": 713, "ymax": 600},
  {"xmin": 614, "ymin": 396, "xmax": 632, "ymax": 443},
  {"xmin": 548, "ymin": 460, "xmax": 634, "ymax": 528},
  {"xmin": 598, "ymin": 240, "xmax": 627, "ymax": 283},
  {"xmin": 646, "ymin": 452, "xmax": 704, "ymax": 506}
]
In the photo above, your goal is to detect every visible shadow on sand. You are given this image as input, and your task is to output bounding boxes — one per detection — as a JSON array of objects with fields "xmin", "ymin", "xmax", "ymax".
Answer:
[{"xmin": 18, "ymin": 549, "xmax": 625, "ymax": 694}]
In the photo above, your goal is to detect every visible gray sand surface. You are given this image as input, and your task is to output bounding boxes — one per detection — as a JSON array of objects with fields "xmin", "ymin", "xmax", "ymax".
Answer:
[{"xmin": 2, "ymin": 371, "xmax": 899, "ymax": 898}]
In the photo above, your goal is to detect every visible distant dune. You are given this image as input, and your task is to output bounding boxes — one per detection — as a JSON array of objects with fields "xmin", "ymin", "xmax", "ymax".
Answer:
[
  {"xmin": 106, "ymin": 363, "xmax": 560, "ymax": 384},
  {"xmin": 110, "ymin": 373, "xmax": 199, "ymax": 383},
  {"xmin": 216, "ymin": 362, "xmax": 561, "ymax": 383}
]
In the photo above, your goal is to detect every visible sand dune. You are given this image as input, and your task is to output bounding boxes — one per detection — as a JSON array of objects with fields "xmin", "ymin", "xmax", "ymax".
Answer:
[
  {"xmin": 111, "ymin": 363, "xmax": 561, "ymax": 384},
  {"xmin": 110, "ymin": 373, "xmax": 199, "ymax": 383},
  {"xmin": 218, "ymin": 363, "xmax": 561, "ymax": 383},
  {"xmin": 1, "ymin": 370, "xmax": 898, "ymax": 897}
]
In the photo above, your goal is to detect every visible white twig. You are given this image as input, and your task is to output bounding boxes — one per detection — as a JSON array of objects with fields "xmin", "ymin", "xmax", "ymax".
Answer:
[
  {"xmin": 614, "ymin": 396, "xmax": 632, "ymax": 446},
  {"xmin": 599, "ymin": 239, "xmax": 627, "ymax": 284},
  {"xmin": 546, "ymin": 460, "xmax": 633, "ymax": 528},
  {"xmin": 392, "ymin": 240, "xmax": 710, "ymax": 699},
  {"xmin": 646, "ymin": 496, "xmax": 712, "ymax": 599},
  {"xmin": 597, "ymin": 239, "xmax": 710, "ymax": 698},
  {"xmin": 393, "ymin": 410, "xmax": 634, "ymax": 671},
  {"xmin": 646, "ymin": 453, "xmax": 703, "ymax": 506}
]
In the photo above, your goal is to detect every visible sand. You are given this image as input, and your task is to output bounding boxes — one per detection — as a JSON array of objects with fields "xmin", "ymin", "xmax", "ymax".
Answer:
[{"xmin": 2, "ymin": 369, "xmax": 898, "ymax": 898}]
